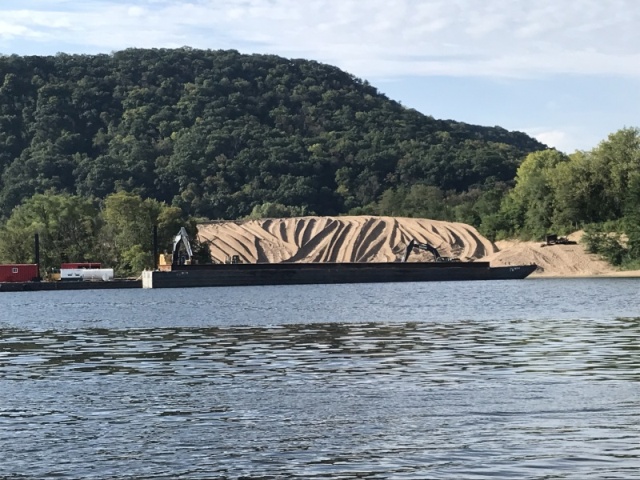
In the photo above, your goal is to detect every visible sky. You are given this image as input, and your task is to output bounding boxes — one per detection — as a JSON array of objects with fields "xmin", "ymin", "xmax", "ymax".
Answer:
[{"xmin": 1, "ymin": 0, "xmax": 639, "ymax": 153}]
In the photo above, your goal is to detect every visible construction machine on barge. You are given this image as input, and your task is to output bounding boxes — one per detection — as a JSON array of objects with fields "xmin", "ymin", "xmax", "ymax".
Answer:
[{"xmin": 142, "ymin": 229, "xmax": 537, "ymax": 289}]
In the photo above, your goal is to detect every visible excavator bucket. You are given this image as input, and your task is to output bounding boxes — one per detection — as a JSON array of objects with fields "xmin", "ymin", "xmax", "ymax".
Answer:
[{"xmin": 403, "ymin": 239, "xmax": 416, "ymax": 262}]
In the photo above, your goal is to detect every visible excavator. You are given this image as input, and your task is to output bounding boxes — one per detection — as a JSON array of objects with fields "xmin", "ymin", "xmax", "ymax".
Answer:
[
  {"xmin": 402, "ymin": 239, "xmax": 460, "ymax": 263},
  {"xmin": 166, "ymin": 227, "xmax": 194, "ymax": 266}
]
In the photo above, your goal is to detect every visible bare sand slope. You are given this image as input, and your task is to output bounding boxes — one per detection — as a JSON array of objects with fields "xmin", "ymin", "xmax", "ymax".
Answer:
[
  {"xmin": 484, "ymin": 235, "xmax": 640, "ymax": 277},
  {"xmin": 483, "ymin": 241, "xmax": 614, "ymax": 276},
  {"xmin": 470, "ymin": 231, "xmax": 640, "ymax": 277},
  {"xmin": 197, "ymin": 216, "xmax": 497, "ymax": 264},
  {"xmin": 197, "ymin": 216, "xmax": 640, "ymax": 277}
]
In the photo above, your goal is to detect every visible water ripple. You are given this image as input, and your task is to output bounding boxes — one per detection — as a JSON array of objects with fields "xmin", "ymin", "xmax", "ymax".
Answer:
[{"xmin": 1, "ymin": 317, "xmax": 640, "ymax": 478}]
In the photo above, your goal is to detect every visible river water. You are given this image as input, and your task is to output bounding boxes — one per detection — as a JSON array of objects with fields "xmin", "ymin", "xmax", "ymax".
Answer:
[{"xmin": 1, "ymin": 278, "xmax": 640, "ymax": 479}]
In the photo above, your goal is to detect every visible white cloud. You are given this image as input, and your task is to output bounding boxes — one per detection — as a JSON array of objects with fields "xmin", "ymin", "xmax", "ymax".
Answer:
[
  {"xmin": 532, "ymin": 130, "xmax": 566, "ymax": 150},
  {"xmin": 1, "ymin": 0, "xmax": 639, "ymax": 80},
  {"xmin": 127, "ymin": 6, "xmax": 146, "ymax": 17},
  {"xmin": 0, "ymin": 21, "xmax": 43, "ymax": 40},
  {"xmin": 525, "ymin": 127, "xmax": 597, "ymax": 153}
]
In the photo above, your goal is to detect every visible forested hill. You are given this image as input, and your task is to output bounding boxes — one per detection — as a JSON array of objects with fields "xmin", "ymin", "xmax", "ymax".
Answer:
[{"xmin": 0, "ymin": 47, "xmax": 546, "ymax": 219}]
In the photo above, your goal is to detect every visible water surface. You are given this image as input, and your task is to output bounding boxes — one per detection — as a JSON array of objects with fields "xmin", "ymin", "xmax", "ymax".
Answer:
[{"xmin": 1, "ymin": 279, "xmax": 639, "ymax": 478}]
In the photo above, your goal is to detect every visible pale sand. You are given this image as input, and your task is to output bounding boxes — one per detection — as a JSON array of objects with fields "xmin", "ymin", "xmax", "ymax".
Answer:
[{"xmin": 197, "ymin": 216, "xmax": 640, "ymax": 278}]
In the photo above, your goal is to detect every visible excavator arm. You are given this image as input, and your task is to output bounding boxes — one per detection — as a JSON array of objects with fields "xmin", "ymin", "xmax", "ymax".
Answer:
[
  {"xmin": 172, "ymin": 227, "xmax": 194, "ymax": 265},
  {"xmin": 403, "ymin": 239, "xmax": 441, "ymax": 262}
]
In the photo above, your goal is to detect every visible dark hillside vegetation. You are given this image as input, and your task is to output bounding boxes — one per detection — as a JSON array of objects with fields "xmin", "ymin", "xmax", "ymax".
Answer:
[{"xmin": 0, "ymin": 48, "xmax": 546, "ymax": 220}]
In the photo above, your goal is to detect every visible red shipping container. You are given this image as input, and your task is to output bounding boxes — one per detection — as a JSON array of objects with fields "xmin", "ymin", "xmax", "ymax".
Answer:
[{"xmin": 0, "ymin": 264, "xmax": 39, "ymax": 283}]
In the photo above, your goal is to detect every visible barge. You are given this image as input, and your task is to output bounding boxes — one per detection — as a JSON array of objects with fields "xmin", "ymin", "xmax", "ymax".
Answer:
[
  {"xmin": 1, "ymin": 229, "xmax": 537, "ymax": 291},
  {"xmin": 141, "ymin": 229, "xmax": 537, "ymax": 288},
  {"xmin": 142, "ymin": 261, "xmax": 537, "ymax": 289}
]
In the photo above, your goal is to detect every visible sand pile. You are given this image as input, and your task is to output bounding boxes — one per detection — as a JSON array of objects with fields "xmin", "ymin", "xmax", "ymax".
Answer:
[
  {"xmin": 198, "ymin": 216, "xmax": 496, "ymax": 264},
  {"xmin": 197, "ymin": 216, "xmax": 638, "ymax": 277}
]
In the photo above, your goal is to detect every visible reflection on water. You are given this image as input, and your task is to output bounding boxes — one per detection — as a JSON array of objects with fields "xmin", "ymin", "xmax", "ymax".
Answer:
[{"xmin": 2, "ymin": 318, "xmax": 640, "ymax": 478}]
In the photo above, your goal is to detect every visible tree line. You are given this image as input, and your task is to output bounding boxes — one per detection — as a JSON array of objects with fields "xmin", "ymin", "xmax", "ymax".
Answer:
[{"xmin": 0, "ymin": 191, "xmax": 211, "ymax": 276}]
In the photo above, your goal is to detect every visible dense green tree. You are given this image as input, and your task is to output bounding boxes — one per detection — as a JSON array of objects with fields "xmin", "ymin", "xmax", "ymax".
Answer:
[
  {"xmin": 0, "ymin": 48, "xmax": 545, "ymax": 220},
  {"xmin": 624, "ymin": 172, "xmax": 640, "ymax": 266},
  {"xmin": 0, "ymin": 193, "xmax": 99, "ymax": 272},
  {"xmin": 99, "ymin": 191, "xmax": 185, "ymax": 275},
  {"xmin": 246, "ymin": 202, "xmax": 311, "ymax": 219},
  {"xmin": 375, "ymin": 184, "xmax": 451, "ymax": 221},
  {"xmin": 590, "ymin": 128, "xmax": 640, "ymax": 218},
  {"xmin": 500, "ymin": 149, "xmax": 570, "ymax": 238},
  {"xmin": 549, "ymin": 151, "xmax": 607, "ymax": 227}
]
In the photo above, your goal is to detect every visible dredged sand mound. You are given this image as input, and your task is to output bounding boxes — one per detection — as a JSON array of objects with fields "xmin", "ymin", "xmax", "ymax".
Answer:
[
  {"xmin": 197, "ymin": 216, "xmax": 639, "ymax": 277},
  {"xmin": 197, "ymin": 216, "xmax": 496, "ymax": 264}
]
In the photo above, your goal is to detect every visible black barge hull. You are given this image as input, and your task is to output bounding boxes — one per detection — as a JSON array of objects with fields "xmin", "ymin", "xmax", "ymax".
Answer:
[
  {"xmin": 0, "ymin": 280, "xmax": 141, "ymax": 292},
  {"xmin": 142, "ymin": 262, "xmax": 537, "ymax": 289}
]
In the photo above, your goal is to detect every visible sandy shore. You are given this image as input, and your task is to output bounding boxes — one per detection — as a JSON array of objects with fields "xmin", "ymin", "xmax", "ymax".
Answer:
[{"xmin": 197, "ymin": 216, "xmax": 640, "ymax": 278}]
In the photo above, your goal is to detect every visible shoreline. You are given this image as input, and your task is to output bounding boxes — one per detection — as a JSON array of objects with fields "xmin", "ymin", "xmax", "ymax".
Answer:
[
  {"xmin": 3, "ymin": 269, "xmax": 638, "ymax": 293},
  {"xmin": 530, "ymin": 271, "xmax": 640, "ymax": 279}
]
